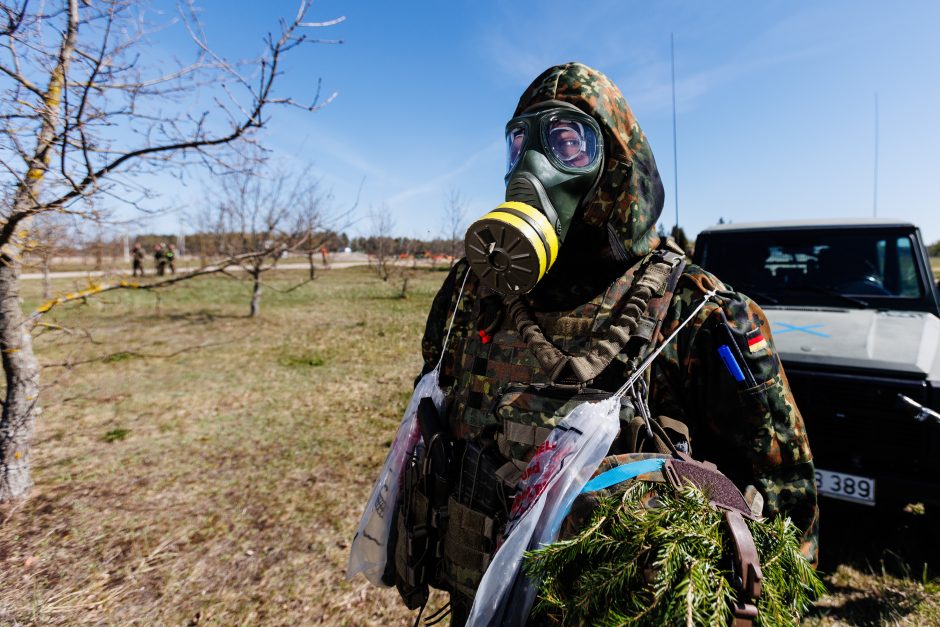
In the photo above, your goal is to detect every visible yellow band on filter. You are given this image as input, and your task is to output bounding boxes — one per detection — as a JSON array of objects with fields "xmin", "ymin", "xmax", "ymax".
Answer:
[
  {"xmin": 494, "ymin": 201, "xmax": 559, "ymax": 266},
  {"xmin": 478, "ymin": 210, "xmax": 549, "ymax": 280}
]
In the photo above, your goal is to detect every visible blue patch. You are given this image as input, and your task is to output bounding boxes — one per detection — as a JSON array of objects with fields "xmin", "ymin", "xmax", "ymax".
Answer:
[
  {"xmin": 774, "ymin": 322, "xmax": 830, "ymax": 338},
  {"xmin": 581, "ymin": 458, "xmax": 666, "ymax": 493}
]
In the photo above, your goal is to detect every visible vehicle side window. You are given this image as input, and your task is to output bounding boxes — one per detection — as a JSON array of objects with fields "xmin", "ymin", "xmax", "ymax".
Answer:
[{"xmin": 896, "ymin": 236, "xmax": 921, "ymax": 297}]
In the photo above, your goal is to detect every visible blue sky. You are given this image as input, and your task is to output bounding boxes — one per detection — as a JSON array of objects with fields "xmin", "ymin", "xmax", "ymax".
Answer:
[{"xmin": 141, "ymin": 0, "xmax": 940, "ymax": 244}]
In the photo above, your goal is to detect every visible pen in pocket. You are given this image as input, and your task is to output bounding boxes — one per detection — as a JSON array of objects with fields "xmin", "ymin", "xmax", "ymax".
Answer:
[
  {"xmin": 718, "ymin": 344, "xmax": 746, "ymax": 383},
  {"xmin": 716, "ymin": 311, "xmax": 758, "ymax": 388}
]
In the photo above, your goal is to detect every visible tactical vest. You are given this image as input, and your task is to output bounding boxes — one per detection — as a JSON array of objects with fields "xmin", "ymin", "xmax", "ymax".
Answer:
[{"xmin": 436, "ymin": 242, "xmax": 690, "ymax": 600}]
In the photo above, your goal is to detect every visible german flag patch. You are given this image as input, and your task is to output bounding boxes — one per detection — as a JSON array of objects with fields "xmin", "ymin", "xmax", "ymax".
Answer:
[{"xmin": 746, "ymin": 328, "xmax": 768, "ymax": 353}]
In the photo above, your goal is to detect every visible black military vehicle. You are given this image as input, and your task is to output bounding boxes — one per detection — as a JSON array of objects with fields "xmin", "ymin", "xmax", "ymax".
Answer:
[{"xmin": 694, "ymin": 218, "xmax": 940, "ymax": 512}]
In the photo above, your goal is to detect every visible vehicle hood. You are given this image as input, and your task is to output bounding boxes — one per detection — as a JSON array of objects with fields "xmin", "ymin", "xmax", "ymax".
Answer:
[{"xmin": 763, "ymin": 307, "xmax": 940, "ymax": 377}]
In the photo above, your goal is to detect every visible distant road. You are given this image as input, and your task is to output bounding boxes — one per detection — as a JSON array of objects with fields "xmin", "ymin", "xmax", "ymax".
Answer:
[{"xmin": 20, "ymin": 254, "xmax": 444, "ymax": 280}]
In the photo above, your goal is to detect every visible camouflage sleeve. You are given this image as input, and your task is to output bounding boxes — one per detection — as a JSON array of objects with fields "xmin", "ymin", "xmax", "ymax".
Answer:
[
  {"xmin": 649, "ymin": 265, "xmax": 819, "ymax": 562},
  {"xmin": 420, "ymin": 260, "xmax": 474, "ymax": 383}
]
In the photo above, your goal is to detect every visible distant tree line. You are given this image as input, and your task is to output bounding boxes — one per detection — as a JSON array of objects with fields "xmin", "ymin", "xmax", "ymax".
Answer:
[
  {"xmin": 29, "ymin": 230, "xmax": 472, "ymax": 261},
  {"xmin": 27, "ymin": 230, "xmax": 354, "ymax": 261},
  {"xmin": 350, "ymin": 235, "xmax": 464, "ymax": 258}
]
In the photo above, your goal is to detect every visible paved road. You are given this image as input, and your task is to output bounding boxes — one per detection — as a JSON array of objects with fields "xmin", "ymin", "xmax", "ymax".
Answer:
[{"xmin": 20, "ymin": 256, "xmax": 443, "ymax": 280}]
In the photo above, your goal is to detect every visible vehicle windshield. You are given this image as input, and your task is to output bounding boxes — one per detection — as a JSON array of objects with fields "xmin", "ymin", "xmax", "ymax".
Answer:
[{"xmin": 698, "ymin": 229, "xmax": 928, "ymax": 309}]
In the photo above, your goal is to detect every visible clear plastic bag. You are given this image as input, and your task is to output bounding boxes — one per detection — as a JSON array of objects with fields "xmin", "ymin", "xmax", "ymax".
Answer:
[
  {"xmin": 346, "ymin": 365, "xmax": 445, "ymax": 585},
  {"xmin": 466, "ymin": 396, "xmax": 621, "ymax": 626}
]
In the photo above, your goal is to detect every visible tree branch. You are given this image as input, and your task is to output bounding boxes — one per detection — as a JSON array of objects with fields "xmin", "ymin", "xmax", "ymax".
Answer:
[{"xmin": 28, "ymin": 248, "xmax": 280, "ymax": 322}]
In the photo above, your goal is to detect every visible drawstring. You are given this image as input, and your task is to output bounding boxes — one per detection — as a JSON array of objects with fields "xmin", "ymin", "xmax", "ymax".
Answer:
[{"xmin": 435, "ymin": 267, "xmax": 472, "ymax": 370}]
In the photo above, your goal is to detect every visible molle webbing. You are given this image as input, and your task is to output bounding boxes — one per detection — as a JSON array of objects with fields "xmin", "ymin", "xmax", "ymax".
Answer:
[
  {"xmin": 503, "ymin": 421, "xmax": 553, "ymax": 447},
  {"xmin": 505, "ymin": 251, "xmax": 683, "ymax": 384}
]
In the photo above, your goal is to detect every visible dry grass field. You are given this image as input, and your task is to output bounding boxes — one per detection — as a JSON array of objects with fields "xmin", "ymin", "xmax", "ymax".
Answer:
[{"xmin": 1, "ymin": 265, "xmax": 938, "ymax": 625}]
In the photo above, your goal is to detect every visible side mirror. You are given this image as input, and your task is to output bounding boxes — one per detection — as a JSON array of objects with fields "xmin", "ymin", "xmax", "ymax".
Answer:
[{"xmin": 897, "ymin": 394, "xmax": 940, "ymax": 426}]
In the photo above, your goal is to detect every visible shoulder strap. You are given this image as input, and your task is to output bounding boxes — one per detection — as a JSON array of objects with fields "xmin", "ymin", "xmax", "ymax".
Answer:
[{"xmin": 506, "ymin": 248, "xmax": 685, "ymax": 385}]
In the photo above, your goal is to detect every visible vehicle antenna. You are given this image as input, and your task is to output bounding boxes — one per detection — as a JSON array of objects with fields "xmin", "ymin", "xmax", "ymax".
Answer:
[
  {"xmin": 671, "ymin": 33, "xmax": 680, "ymax": 231},
  {"xmin": 873, "ymin": 92, "xmax": 879, "ymax": 218}
]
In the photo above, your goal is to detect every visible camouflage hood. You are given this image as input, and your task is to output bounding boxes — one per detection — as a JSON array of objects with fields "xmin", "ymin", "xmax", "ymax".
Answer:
[{"xmin": 515, "ymin": 62, "xmax": 664, "ymax": 260}]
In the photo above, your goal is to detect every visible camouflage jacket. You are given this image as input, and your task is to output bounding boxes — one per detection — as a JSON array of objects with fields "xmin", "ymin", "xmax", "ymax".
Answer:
[{"xmin": 421, "ymin": 259, "xmax": 819, "ymax": 563}]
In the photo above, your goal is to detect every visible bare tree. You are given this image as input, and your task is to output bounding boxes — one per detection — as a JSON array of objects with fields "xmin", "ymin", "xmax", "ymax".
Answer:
[
  {"xmin": 368, "ymin": 203, "xmax": 395, "ymax": 282},
  {"xmin": 198, "ymin": 160, "xmax": 337, "ymax": 317},
  {"xmin": 366, "ymin": 205, "xmax": 418, "ymax": 298},
  {"xmin": 444, "ymin": 185, "xmax": 468, "ymax": 264},
  {"xmin": 0, "ymin": 0, "xmax": 344, "ymax": 501},
  {"xmin": 26, "ymin": 212, "xmax": 73, "ymax": 299},
  {"xmin": 298, "ymin": 177, "xmax": 362, "ymax": 280}
]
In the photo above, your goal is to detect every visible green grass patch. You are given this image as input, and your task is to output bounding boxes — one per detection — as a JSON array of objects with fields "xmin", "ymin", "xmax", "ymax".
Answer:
[
  {"xmin": 1, "ymin": 265, "xmax": 445, "ymax": 625},
  {"xmin": 278, "ymin": 353, "xmax": 326, "ymax": 368},
  {"xmin": 102, "ymin": 427, "xmax": 131, "ymax": 442}
]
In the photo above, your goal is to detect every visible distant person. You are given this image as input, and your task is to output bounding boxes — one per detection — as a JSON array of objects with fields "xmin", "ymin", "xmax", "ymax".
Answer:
[
  {"xmin": 154, "ymin": 243, "xmax": 166, "ymax": 276},
  {"xmin": 165, "ymin": 243, "xmax": 177, "ymax": 275},
  {"xmin": 320, "ymin": 245, "xmax": 329, "ymax": 266},
  {"xmin": 131, "ymin": 242, "xmax": 145, "ymax": 277}
]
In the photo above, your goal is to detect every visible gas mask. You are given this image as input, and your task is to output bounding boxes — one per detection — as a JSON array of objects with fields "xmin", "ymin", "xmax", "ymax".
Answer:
[{"xmin": 464, "ymin": 105, "xmax": 604, "ymax": 294}]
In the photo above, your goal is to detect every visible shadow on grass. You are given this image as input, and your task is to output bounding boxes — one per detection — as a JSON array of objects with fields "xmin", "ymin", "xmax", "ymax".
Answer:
[
  {"xmin": 809, "ymin": 579, "xmax": 925, "ymax": 625},
  {"xmin": 165, "ymin": 310, "xmax": 245, "ymax": 323},
  {"xmin": 816, "ymin": 500, "xmax": 938, "ymax": 579},
  {"xmin": 804, "ymin": 499, "xmax": 939, "ymax": 624}
]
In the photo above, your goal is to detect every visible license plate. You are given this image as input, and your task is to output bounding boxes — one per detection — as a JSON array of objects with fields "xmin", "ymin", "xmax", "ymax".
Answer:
[{"xmin": 815, "ymin": 468, "xmax": 875, "ymax": 505}]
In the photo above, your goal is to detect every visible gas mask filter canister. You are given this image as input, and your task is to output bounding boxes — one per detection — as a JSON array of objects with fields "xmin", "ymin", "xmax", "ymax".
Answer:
[
  {"xmin": 463, "ymin": 201, "xmax": 560, "ymax": 295},
  {"xmin": 465, "ymin": 107, "xmax": 603, "ymax": 294}
]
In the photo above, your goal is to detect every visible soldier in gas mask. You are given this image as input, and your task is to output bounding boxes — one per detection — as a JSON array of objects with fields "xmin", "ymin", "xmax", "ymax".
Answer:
[{"xmin": 395, "ymin": 62, "xmax": 818, "ymax": 625}]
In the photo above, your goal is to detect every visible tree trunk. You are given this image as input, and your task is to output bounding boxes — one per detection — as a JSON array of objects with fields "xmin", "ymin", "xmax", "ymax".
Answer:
[
  {"xmin": 250, "ymin": 273, "xmax": 262, "ymax": 317},
  {"xmin": 94, "ymin": 239, "xmax": 103, "ymax": 271},
  {"xmin": 0, "ymin": 0, "xmax": 78, "ymax": 502},
  {"xmin": 42, "ymin": 255, "xmax": 52, "ymax": 300},
  {"xmin": 0, "ymin": 259, "xmax": 41, "ymax": 502}
]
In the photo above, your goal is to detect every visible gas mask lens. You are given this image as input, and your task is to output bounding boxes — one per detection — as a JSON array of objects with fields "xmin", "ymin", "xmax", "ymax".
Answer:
[
  {"xmin": 504, "ymin": 110, "xmax": 601, "ymax": 176},
  {"xmin": 506, "ymin": 126, "xmax": 526, "ymax": 173},
  {"xmin": 546, "ymin": 118, "xmax": 598, "ymax": 169}
]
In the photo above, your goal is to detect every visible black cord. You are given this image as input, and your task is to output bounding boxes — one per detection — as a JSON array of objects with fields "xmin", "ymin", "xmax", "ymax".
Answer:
[
  {"xmin": 411, "ymin": 601, "xmax": 426, "ymax": 627},
  {"xmin": 424, "ymin": 602, "xmax": 452, "ymax": 626}
]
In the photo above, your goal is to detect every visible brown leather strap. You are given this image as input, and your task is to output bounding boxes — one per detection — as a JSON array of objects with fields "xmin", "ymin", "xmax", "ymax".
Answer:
[
  {"xmin": 662, "ymin": 458, "xmax": 750, "ymax": 515},
  {"xmin": 725, "ymin": 509, "xmax": 764, "ymax": 626},
  {"xmin": 732, "ymin": 603, "xmax": 758, "ymax": 627},
  {"xmin": 662, "ymin": 458, "xmax": 764, "ymax": 625}
]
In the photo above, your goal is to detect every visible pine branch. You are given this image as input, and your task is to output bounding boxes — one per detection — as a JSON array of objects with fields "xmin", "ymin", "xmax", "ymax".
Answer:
[{"xmin": 524, "ymin": 481, "xmax": 824, "ymax": 626}]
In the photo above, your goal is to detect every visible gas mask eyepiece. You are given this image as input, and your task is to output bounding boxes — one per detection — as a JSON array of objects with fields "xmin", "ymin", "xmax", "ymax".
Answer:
[{"xmin": 465, "ymin": 107, "xmax": 603, "ymax": 294}]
